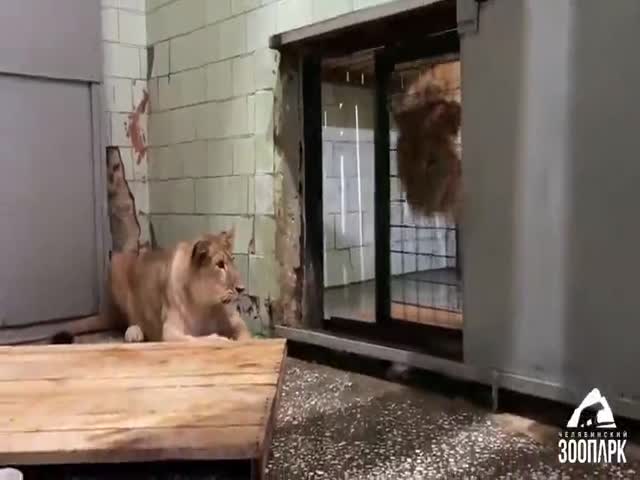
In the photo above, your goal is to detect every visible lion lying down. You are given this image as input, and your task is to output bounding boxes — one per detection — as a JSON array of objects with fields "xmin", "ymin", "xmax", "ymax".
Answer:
[
  {"xmin": 50, "ymin": 230, "xmax": 251, "ymax": 344},
  {"xmin": 103, "ymin": 229, "xmax": 252, "ymax": 343}
]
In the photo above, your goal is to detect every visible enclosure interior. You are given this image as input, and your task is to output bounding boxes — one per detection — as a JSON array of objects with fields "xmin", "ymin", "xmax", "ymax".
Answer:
[
  {"xmin": 301, "ymin": 1, "xmax": 463, "ymax": 359},
  {"xmin": 321, "ymin": 53, "xmax": 462, "ymax": 330}
]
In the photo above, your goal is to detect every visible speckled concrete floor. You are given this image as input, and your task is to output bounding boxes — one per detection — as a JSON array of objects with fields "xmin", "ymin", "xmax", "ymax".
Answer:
[
  {"xmin": 266, "ymin": 359, "xmax": 639, "ymax": 479},
  {"xmin": 26, "ymin": 357, "xmax": 640, "ymax": 479}
]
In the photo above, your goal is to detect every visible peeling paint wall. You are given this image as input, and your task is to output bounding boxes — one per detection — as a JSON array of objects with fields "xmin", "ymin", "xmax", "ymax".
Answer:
[{"xmin": 101, "ymin": 0, "xmax": 151, "ymax": 249}]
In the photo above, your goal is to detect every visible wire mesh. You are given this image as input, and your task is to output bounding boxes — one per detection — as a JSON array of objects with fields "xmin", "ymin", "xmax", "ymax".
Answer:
[{"xmin": 389, "ymin": 57, "xmax": 463, "ymax": 329}]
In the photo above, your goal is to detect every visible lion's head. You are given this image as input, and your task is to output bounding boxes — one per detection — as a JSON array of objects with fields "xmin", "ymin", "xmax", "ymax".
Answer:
[{"xmin": 186, "ymin": 229, "xmax": 246, "ymax": 308}]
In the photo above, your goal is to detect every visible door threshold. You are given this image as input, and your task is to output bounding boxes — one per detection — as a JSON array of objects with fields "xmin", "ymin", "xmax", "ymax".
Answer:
[{"xmin": 275, "ymin": 325, "xmax": 488, "ymax": 384}]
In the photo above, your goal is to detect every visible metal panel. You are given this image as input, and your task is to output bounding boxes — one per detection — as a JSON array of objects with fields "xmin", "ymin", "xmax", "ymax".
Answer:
[
  {"xmin": 463, "ymin": 0, "xmax": 640, "ymax": 404},
  {"xmin": 0, "ymin": 0, "xmax": 101, "ymax": 82},
  {"xmin": 0, "ymin": 75, "xmax": 98, "ymax": 326}
]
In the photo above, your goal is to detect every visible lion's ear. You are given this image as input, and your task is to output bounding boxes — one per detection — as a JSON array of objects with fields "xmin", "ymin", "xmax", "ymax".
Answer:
[{"xmin": 191, "ymin": 239, "xmax": 211, "ymax": 267}]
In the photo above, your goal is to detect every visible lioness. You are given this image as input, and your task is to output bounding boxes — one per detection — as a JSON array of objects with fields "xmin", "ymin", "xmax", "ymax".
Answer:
[{"xmin": 104, "ymin": 229, "xmax": 251, "ymax": 343}]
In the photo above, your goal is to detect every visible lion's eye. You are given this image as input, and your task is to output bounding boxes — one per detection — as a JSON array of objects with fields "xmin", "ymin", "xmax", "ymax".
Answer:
[{"xmin": 216, "ymin": 260, "xmax": 225, "ymax": 269}]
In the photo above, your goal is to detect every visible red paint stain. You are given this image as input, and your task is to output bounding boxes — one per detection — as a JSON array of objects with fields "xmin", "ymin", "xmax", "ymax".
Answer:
[{"xmin": 126, "ymin": 90, "xmax": 149, "ymax": 164}]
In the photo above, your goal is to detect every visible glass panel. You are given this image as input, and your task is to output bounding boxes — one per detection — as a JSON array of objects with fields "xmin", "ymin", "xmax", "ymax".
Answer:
[
  {"xmin": 388, "ymin": 56, "xmax": 464, "ymax": 330},
  {"xmin": 321, "ymin": 51, "xmax": 377, "ymax": 323}
]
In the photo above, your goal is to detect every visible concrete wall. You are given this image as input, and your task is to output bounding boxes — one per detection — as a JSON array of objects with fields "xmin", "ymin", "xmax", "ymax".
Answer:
[
  {"xmin": 463, "ymin": 0, "xmax": 640, "ymax": 403},
  {"xmin": 143, "ymin": 0, "xmax": 400, "ymax": 316},
  {"xmin": 101, "ymin": 0, "xmax": 152, "ymax": 245}
]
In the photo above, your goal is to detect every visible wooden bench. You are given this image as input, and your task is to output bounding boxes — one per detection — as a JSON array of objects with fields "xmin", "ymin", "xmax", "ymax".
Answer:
[{"xmin": 0, "ymin": 339, "xmax": 287, "ymax": 479}]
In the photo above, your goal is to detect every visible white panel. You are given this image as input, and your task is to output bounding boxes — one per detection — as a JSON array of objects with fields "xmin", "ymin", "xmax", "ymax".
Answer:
[
  {"xmin": 0, "ymin": 76, "xmax": 97, "ymax": 326},
  {"xmin": 0, "ymin": 0, "xmax": 102, "ymax": 82}
]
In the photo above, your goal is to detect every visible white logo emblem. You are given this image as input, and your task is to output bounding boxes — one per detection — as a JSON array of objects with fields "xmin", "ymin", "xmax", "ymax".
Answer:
[
  {"xmin": 558, "ymin": 388, "xmax": 627, "ymax": 464},
  {"xmin": 566, "ymin": 388, "xmax": 616, "ymax": 429}
]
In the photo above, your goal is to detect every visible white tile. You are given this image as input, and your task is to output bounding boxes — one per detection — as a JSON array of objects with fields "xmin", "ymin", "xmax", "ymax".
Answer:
[
  {"xmin": 103, "ymin": 42, "xmax": 141, "ymax": 78},
  {"xmin": 231, "ymin": 0, "xmax": 261, "ymax": 15},
  {"xmin": 253, "ymin": 215, "xmax": 276, "ymax": 255},
  {"xmin": 194, "ymin": 101, "xmax": 222, "ymax": 140},
  {"xmin": 218, "ymin": 15, "xmax": 247, "ymax": 60},
  {"xmin": 148, "ymin": 110, "xmax": 170, "ymax": 146},
  {"xmin": 167, "ymin": 0, "xmax": 206, "ymax": 39},
  {"xmin": 276, "ymin": 0, "xmax": 312, "ymax": 33},
  {"xmin": 153, "ymin": 214, "xmax": 208, "ymax": 246},
  {"xmin": 233, "ymin": 137, "xmax": 255, "ymax": 174},
  {"xmin": 184, "ymin": 139, "xmax": 234, "ymax": 177},
  {"xmin": 110, "ymin": 113, "xmax": 130, "ymax": 146},
  {"xmin": 332, "ymin": 142, "xmax": 358, "ymax": 177},
  {"xmin": 205, "ymin": 60, "xmax": 232, "ymax": 101},
  {"xmin": 323, "ymin": 214, "xmax": 336, "ymax": 249},
  {"xmin": 170, "ymin": 28, "xmax": 207, "ymax": 73},
  {"xmin": 248, "ymin": 254, "xmax": 279, "ymax": 299},
  {"xmin": 103, "ymin": 78, "xmax": 132, "ymax": 112},
  {"xmin": 335, "ymin": 211, "xmax": 363, "ymax": 249},
  {"xmin": 232, "ymin": 55, "xmax": 255, "ymax": 96},
  {"xmin": 253, "ymin": 48, "xmax": 278, "ymax": 90},
  {"xmin": 222, "ymin": 97, "xmax": 249, "ymax": 137},
  {"xmin": 323, "ymin": 178, "xmax": 342, "ymax": 214},
  {"xmin": 324, "ymin": 249, "xmax": 351, "ymax": 287},
  {"xmin": 150, "ymin": 41, "xmax": 169, "ymax": 77},
  {"xmin": 148, "ymin": 146, "xmax": 175, "ymax": 179},
  {"xmin": 159, "ymin": 68, "xmax": 206, "ymax": 109},
  {"xmin": 169, "ymin": 106, "xmax": 197, "ymax": 143},
  {"xmin": 139, "ymin": 46, "xmax": 148, "ymax": 79},
  {"xmin": 205, "ymin": 0, "xmax": 231, "ymax": 24},
  {"xmin": 119, "ymin": 10, "xmax": 147, "ymax": 45},
  {"xmin": 254, "ymin": 134, "xmax": 274, "ymax": 173},
  {"xmin": 101, "ymin": 8, "xmax": 119, "ymax": 42},
  {"xmin": 119, "ymin": 0, "xmax": 146, "ymax": 11},
  {"xmin": 312, "ymin": 0, "xmax": 352, "ymax": 22},
  {"xmin": 247, "ymin": 176, "xmax": 255, "ymax": 214},
  {"xmin": 350, "ymin": 244, "xmax": 375, "ymax": 282},
  {"xmin": 203, "ymin": 23, "xmax": 222, "ymax": 64},
  {"xmin": 254, "ymin": 90, "xmax": 273, "ymax": 136},
  {"xmin": 195, "ymin": 176, "xmax": 248, "ymax": 214},
  {"xmin": 147, "ymin": 6, "xmax": 169, "ymax": 44},
  {"xmin": 247, "ymin": 3, "xmax": 277, "ymax": 52},
  {"xmin": 354, "ymin": 0, "xmax": 392, "ymax": 10},
  {"xmin": 254, "ymin": 174, "xmax": 273, "ymax": 214},
  {"xmin": 149, "ymin": 179, "xmax": 195, "ymax": 213}
]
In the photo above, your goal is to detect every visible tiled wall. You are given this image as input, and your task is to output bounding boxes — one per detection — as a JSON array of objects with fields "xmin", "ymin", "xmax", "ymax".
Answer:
[
  {"xmin": 143, "ymin": 0, "xmax": 399, "ymax": 307},
  {"xmin": 101, "ymin": 0, "xmax": 152, "ymax": 245}
]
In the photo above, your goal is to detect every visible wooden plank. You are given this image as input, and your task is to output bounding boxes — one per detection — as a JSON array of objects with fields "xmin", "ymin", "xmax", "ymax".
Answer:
[
  {"xmin": 0, "ymin": 426, "xmax": 262, "ymax": 465},
  {"xmin": 253, "ymin": 343, "xmax": 288, "ymax": 480},
  {"xmin": 0, "ymin": 341, "xmax": 286, "ymax": 381},
  {"xmin": 0, "ymin": 339, "xmax": 287, "ymax": 466},
  {"xmin": 0, "ymin": 386, "xmax": 274, "ymax": 432},
  {"xmin": 0, "ymin": 373, "xmax": 279, "ymax": 396}
]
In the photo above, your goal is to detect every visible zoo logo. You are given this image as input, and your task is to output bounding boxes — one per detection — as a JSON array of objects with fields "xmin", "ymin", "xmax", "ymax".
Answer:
[{"xmin": 558, "ymin": 388, "xmax": 627, "ymax": 464}]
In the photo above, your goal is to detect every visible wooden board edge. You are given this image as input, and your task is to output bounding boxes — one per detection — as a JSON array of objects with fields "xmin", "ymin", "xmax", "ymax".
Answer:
[
  {"xmin": 0, "ymin": 426, "xmax": 263, "ymax": 466},
  {"xmin": 0, "ymin": 338, "xmax": 287, "ymax": 353},
  {"xmin": 253, "ymin": 341, "xmax": 287, "ymax": 480}
]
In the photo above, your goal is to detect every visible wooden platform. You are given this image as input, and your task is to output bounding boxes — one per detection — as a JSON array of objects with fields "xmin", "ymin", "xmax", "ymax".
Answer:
[{"xmin": 0, "ymin": 339, "xmax": 287, "ymax": 479}]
